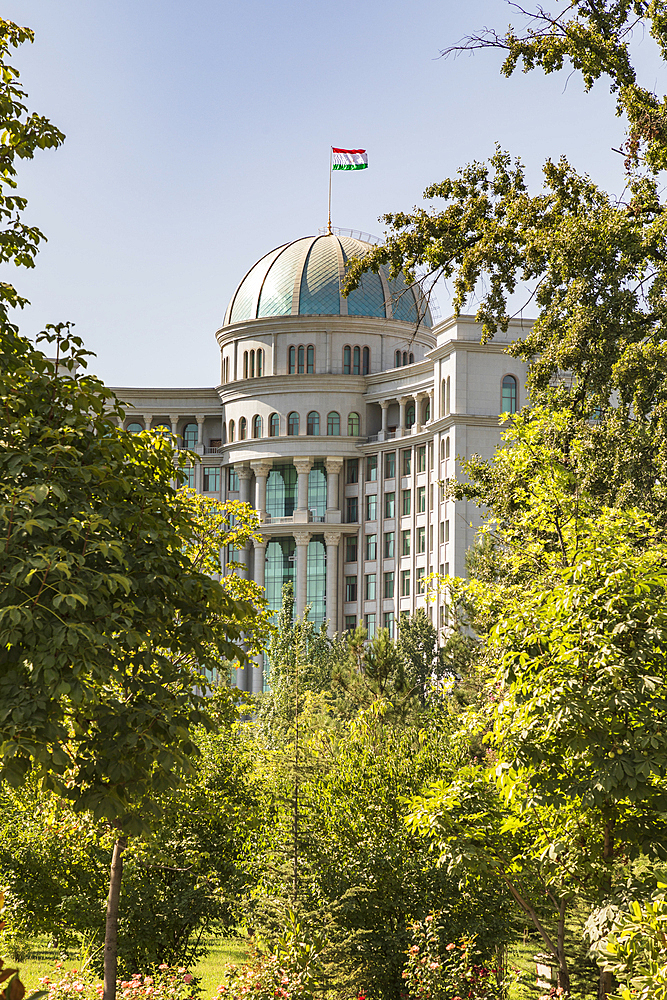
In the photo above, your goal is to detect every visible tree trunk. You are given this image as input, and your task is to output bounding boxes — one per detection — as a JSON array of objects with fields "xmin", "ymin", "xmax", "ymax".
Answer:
[
  {"xmin": 103, "ymin": 835, "xmax": 128, "ymax": 1000},
  {"xmin": 557, "ymin": 897, "xmax": 571, "ymax": 994},
  {"xmin": 598, "ymin": 818, "xmax": 615, "ymax": 999},
  {"xmin": 598, "ymin": 969, "xmax": 614, "ymax": 999}
]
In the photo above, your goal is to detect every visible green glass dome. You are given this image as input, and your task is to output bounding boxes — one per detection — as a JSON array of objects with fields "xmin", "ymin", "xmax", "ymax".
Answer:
[{"xmin": 223, "ymin": 233, "xmax": 432, "ymax": 327}]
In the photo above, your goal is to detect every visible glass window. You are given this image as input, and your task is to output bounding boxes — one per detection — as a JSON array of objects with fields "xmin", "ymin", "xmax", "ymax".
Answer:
[
  {"xmin": 345, "ymin": 615, "xmax": 357, "ymax": 631},
  {"xmin": 445, "ymin": 519, "xmax": 450, "ymax": 542},
  {"xmin": 384, "ymin": 531, "xmax": 395, "ymax": 558},
  {"xmin": 345, "ymin": 535, "xmax": 358, "ymax": 562},
  {"xmin": 307, "ymin": 345, "xmax": 315, "ymax": 373},
  {"xmin": 424, "ymin": 399, "xmax": 430, "ymax": 422},
  {"xmin": 266, "ymin": 464, "xmax": 298, "ymax": 517},
  {"xmin": 243, "ymin": 351, "xmax": 248, "ymax": 379},
  {"xmin": 239, "ymin": 416, "xmax": 247, "ymax": 440},
  {"xmin": 366, "ymin": 455, "xmax": 377, "ymax": 481},
  {"xmin": 409, "ymin": 353, "xmax": 414, "ymax": 364},
  {"xmin": 402, "ymin": 351, "xmax": 408, "ymax": 366},
  {"xmin": 365, "ymin": 574, "xmax": 376, "ymax": 600},
  {"xmin": 400, "ymin": 569, "xmax": 410, "ymax": 597},
  {"xmin": 298, "ymin": 345, "xmax": 305, "ymax": 374},
  {"xmin": 417, "ymin": 525, "xmax": 426, "ymax": 553},
  {"xmin": 384, "ymin": 492, "xmax": 395, "ymax": 518},
  {"xmin": 343, "ymin": 345, "xmax": 351, "ymax": 374},
  {"xmin": 417, "ymin": 486, "xmax": 426, "ymax": 513},
  {"xmin": 362, "ymin": 346, "xmax": 370, "ymax": 375},
  {"xmin": 307, "ymin": 411, "xmax": 320, "ymax": 435},
  {"xmin": 203, "ymin": 466, "xmax": 220, "ymax": 492},
  {"xmin": 346, "ymin": 496, "xmax": 358, "ymax": 522},
  {"xmin": 383, "ymin": 610, "xmax": 394, "ymax": 637},
  {"xmin": 327, "ymin": 411, "xmax": 340, "ymax": 435},
  {"xmin": 228, "ymin": 419, "xmax": 235, "ymax": 442},
  {"xmin": 307, "ymin": 537, "xmax": 326, "ymax": 630},
  {"xmin": 406, "ymin": 404, "xmax": 415, "ymax": 428},
  {"xmin": 348, "ymin": 412, "xmax": 360, "ymax": 436},
  {"xmin": 250, "ymin": 350, "xmax": 255, "ymax": 378},
  {"xmin": 365, "ymin": 613, "xmax": 376, "ymax": 639},
  {"xmin": 182, "ymin": 465, "xmax": 195, "ymax": 488},
  {"xmin": 401, "ymin": 529, "xmax": 411, "ymax": 556},
  {"xmin": 417, "ymin": 445, "xmax": 426, "ymax": 472},
  {"xmin": 384, "ymin": 451, "xmax": 395, "ymax": 478},
  {"xmin": 446, "ymin": 437, "xmax": 450, "ymax": 459},
  {"xmin": 252, "ymin": 414, "xmax": 262, "ymax": 438},
  {"xmin": 269, "ymin": 413, "xmax": 280, "ymax": 437},
  {"xmin": 288, "ymin": 411, "xmax": 299, "ymax": 435},
  {"xmin": 353, "ymin": 346, "xmax": 361, "ymax": 375},
  {"xmin": 383, "ymin": 571, "xmax": 394, "ymax": 598},
  {"xmin": 183, "ymin": 423, "xmax": 197, "ymax": 448},
  {"xmin": 126, "ymin": 421, "xmax": 143, "ymax": 434},
  {"xmin": 395, "ymin": 349, "xmax": 401, "ymax": 367},
  {"xmin": 228, "ymin": 466, "xmax": 239, "ymax": 491},
  {"xmin": 308, "ymin": 463, "xmax": 327, "ymax": 518},
  {"xmin": 429, "ymin": 524, "xmax": 434, "ymax": 551},
  {"xmin": 288, "ymin": 346, "xmax": 296, "ymax": 374},
  {"xmin": 416, "ymin": 567, "xmax": 425, "ymax": 594},
  {"xmin": 445, "ymin": 561, "xmax": 450, "ymax": 577},
  {"xmin": 365, "ymin": 534, "xmax": 377, "ymax": 560},
  {"xmin": 439, "ymin": 521, "xmax": 444, "ymax": 544},
  {"xmin": 257, "ymin": 349, "xmax": 263, "ymax": 377},
  {"xmin": 345, "ymin": 576, "xmax": 358, "ymax": 602},
  {"xmin": 402, "ymin": 490, "xmax": 411, "ymax": 516},
  {"xmin": 402, "ymin": 449, "xmax": 412, "ymax": 476},
  {"xmin": 502, "ymin": 374, "xmax": 518, "ymax": 413},
  {"xmin": 346, "ymin": 458, "xmax": 359, "ymax": 483},
  {"xmin": 365, "ymin": 494, "xmax": 377, "ymax": 521}
]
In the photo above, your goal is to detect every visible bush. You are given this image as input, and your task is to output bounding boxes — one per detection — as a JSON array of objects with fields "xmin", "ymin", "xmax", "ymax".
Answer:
[{"xmin": 36, "ymin": 964, "xmax": 199, "ymax": 1000}]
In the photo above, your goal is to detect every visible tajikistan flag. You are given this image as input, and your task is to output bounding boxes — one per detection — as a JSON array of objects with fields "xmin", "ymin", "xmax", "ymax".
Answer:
[{"xmin": 332, "ymin": 147, "xmax": 368, "ymax": 171}]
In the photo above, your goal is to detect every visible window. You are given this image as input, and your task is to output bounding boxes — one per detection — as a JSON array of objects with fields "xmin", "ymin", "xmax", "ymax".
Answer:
[
  {"xmin": 429, "ymin": 484, "xmax": 434, "ymax": 511},
  {"xmin": 269, "ymin": 413, "xmax": 280, "ymax": 437},
  {"xmin": 417, "ymin": 525, "xmax": 426, "ymax": 553},
  {"xmin": 445, "ymin": 519, "xmax": 450, "ymax": 542},
  {"xmin": 307, "ymin": 345, "xmax": 315, "ymax": 373},
  {"xmin": 362, "ymin": 346, "xmax": 370, "ymax": 375},
  {"xmin": 327, "ymin": 411, "xmax": 340, "ymax": 435},
  {"xmin": 228, "ymin": 419, "xmax": 235, "ymax": 442},
  {"xmin": 424, "ymin": 399, "xmax": 430, "ymax": 422},
  {"xmin": 365, "ymin": 533, "xmax": 377, "ymax": 560},
  {"xmin": 126, "ymin": 421, "xmax": 143, "ymax": 434},
  {"xmin": 353, "ymin": 346, "xmax": 361, "ymax": 375},
  {"xmin": 429, "ymin": 442, "xmax": 434, "ymax": 469},
  {"xmin": 384, "ymin": 451, "xmax": 396, "ymax": 478},
  {"xmin": 365, "ymin": 574, "xmax": 376, "ymax": 600},
  {"xmin": 343, "ymin": 345, "xmax": 351, "ymax": 374},
  {"xmin": 366, "ymin": 494, "xmax": 377, "ymax": 521},
  {"xmin": 298, "ymin": 345, "xmax": 305, "ymax": 374},
  {"xmin": 183, "ymin": 423, "xmax": 197, "ymax": 448},
  {"xmin": 406, "ymin": 404, "xmax": 415, "ymax": 428},
  {"xmin": 307, "ymin": 411, "xmax": 320, "ymax": 435},
  {"xmin": 348, "ymin": 412, "xmax": 360, "ymax": 436},
  {"xmin": 502, "ymin": 374, "xmax": 518, "ymax": 414},
  {"xmin": 347, "ymin": 458, "xmax": 359, "ymax": 483},
  {"xmin": 228, "ymin": 466, "xmax": 239, "ymax": 491},
  {"xmin": 243, "ymin": 351, "xmax": 248, "ymax": 379},
  {"xmin": 382, "ymin": 491, "xmax": 394, "ymax": 518},
  {"xmin": 346, "ymin": 496, "xmax": 358, "ymax": 522},
  {"xmin": 203, "ymin": 466, "xmax": 220, "ymax": 492},
  {"xmin": 345, "ymin": 536, "xmax": 358, "ymax": 562},
  {"xmin": 417, "ymin": 486, "xmax": 426, "ymax": 513},
  {"xmin": 366, "ymin": 455, "xmax": 377, "ymax": 481},
  {"xmin": 365, "ymin": 613, "xmax": 376, "ymax": 638},
  {"xmin": 383, "ymin": 571, "xmax": 394, "ymax": 598},
  {"xmin": 417, "ymin": 445, "xmax": 426, "ymax": 472},
  {"xmin": 401, "ymin": 569, "xmax": 411, "ymax": 596},
  {"xmin": 402, "ymin": 489, "xmax": 411, "ymax": 516},
  {"xmin": 446, "ymin": 437, "xmax": 450, "ymax": 459},
  {"xmin": 383, "ymin": 611, "xmax": 394, "ymax": 637},
  {"xmin": 288, "ymin": 411, "xmax": 299, "ymax": 435},
  {"xmin": 429, "ymin": 524, "xmax": 434, "ymax": 551},
  {"xmin": 252, "ymin": 414, "xmax": 262, "ymax": 438},
  {"xmin": 401, "ymin": 529, "xmax": 411, "ymax": 556},
  {"xmin": 345, "ymin": 615, "xmax": 357, "ymax": 631},
  {"xmin": 416, "ymin": 567, "xmax": 425, "ymax": 594},
  {"xmin": 395, "ymin": 349, "xmax": 401, "ymax": 367},
  {"xmin": 439, "ymin": 521, "xmax": 444, "ymax": 544},
  {"xmin": 257, "ymin": 349, "xmax": 263, "ymax": 377},
  {"xmin": 288, "ymin": 346, "xmax": 296, "ymax": 374},
  {"xmin": 250, "ymin": 350, "xmax": 255, "ymax": 378},
  {"xmin": 402, "ymin": 351, "xmax": 408, "ymax": 366},
  {"xmin": 402, "ymin": 449, "xmax": 412, "ymax": 476},
  {"xmin": 384, "ymin": 531, "xmax": 395, "ymax": 558},
  {"xmin": 345, "ymin": 576, "xmax": 358, "ymax": 602},
  {"xmin": 239, "ymin": 416, "xmax": 247, "ymax": 440},
  {"xmin": 439, "ymin": 605, "xmax": 445, "ymax": 628},
  {"xmin": 409, "ymin": 353, "xmax": 414, "ymax": 364}
]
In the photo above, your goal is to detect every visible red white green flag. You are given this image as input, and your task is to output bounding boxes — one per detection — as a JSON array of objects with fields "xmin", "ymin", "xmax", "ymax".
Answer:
[{"xmin": 332, "ymin": 147, "xmax": 368, "ymax": 171}]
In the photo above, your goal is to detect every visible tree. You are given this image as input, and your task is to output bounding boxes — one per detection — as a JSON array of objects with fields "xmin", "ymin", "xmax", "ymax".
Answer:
[{"xmin": 397, "ymin": 608, "xmax": 445, "ymax": 706}]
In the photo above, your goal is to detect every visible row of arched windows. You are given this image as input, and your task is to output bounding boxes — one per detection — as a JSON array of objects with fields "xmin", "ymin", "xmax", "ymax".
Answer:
[
  {"xmin": 228, "ymin": 411, "xmax": 361, "ymax": 440},
  {"xmin": 243, "ymin": 349, "xmax": 264, "ymax": 379},
  {"xmin": 288, "ymin": 345, "xmax": 315, "ymax": 374},
  {"xmin": 395, "ymin": 350, "xmax": 414, "ymax": 367},
  {"xmin": 343, "ymin": 345, "xmax": 370, "ymax": 375}
]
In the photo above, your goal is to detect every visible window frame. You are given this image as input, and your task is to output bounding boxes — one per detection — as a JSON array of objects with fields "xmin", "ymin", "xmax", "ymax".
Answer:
[
  {"xmin": 252, "ymin": 414, "xmax": 262, "ymax": 439},
  {"xmin": 239, "ymin": 416, "xmax": 247, "ymax": 440},
  {"xmin": 348, "ymin": 411, "xmax": 360, "ymax": 436},
  {"xmin": 287, "ymin": 411, "xmax": 300, "ymax": 436},
  {"xmin": 327, "ymin": 411, "xmax": 340, "ymax": 436},
  {"xmin": 269, "ymin": 413, "xmax": 280, "ymax": 437},
  {"xmin": 307, "ymin": 410, "xmax": 320, "ymax": 435}
]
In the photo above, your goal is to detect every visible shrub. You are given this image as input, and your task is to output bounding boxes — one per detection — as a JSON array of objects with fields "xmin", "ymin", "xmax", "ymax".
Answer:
[{"xmin": 37, "ymin": 963, "xmax": 199, "ymax": 1000}]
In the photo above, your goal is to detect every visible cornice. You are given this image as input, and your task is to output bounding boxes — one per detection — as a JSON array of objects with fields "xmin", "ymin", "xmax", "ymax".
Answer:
[{"xmin": 215, "ymin": 313, "xmax": 437, "ymax": 347}]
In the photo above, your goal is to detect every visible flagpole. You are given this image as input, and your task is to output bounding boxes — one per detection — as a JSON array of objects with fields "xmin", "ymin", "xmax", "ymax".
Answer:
[{"xmin": 327, "ymin": 146, "xmax": 332, "ymax": 234}]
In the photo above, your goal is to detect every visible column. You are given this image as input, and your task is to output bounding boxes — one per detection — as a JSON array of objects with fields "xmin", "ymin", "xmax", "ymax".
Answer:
[
  {"xmin": 380, "ymin": 402, "xmax": 389, "ymax": 439},
  {"xmin": 324, "ymin": 530, "xmax": 340, "ymax": 635},
  {"xmin": 415, "ymin": 392, "xmax": 427, "ymax": 433},
  {"xmin": 325, "ymin": 456, "xmax": 343, "ymax": 523},
  {"xmin": 252, "ymin": 460, "xmax": 272, "ymax": 521},
  {"xmin": 397, "ymin": 397, "xmax": 408, "ymax": 438},
  {"xmin": 295, "ymin": 532, "xmax": 311, "ymax": 618},
  {"xmin": 294, "ymin": 457, "xmax": 313, "ymax": 523},
  {"xmin": 251, "ymin": 537, "xmax": 267, "ymax": 695},
  {"xmin": 142, "ymin": 413, "xmax": 153, "ymax": 431},
  {"xmin": 236, "ymin": 466, "xmax": 253, "ymax": 580},
  {"xmin": 169, "ymin": 414, "xmax": 180, "ymax": 438},
  {"xmin": 196, "ymin": 415, "xmax": 205, "ymax": 448}
]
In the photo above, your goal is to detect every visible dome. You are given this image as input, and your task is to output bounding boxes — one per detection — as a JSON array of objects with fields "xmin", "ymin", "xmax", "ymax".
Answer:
[{"xmin": 223, "ymin": 232, "xmax": 433, "ymax": 328}]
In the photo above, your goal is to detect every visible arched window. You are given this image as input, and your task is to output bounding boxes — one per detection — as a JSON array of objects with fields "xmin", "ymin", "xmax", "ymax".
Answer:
[
  {"xmin": 307, "ymin": 345, "xmax": 315, "ymax": 373},
  {"xmin": 307, "ymin": 411, "xmax": 320, "ymax": 435},
  {"xmin": 327, "ymin": 411, "xmax": 340, "ymax": 435},
  {"xmin": 440, "ymin": 438, "xmax": 445, "ymax": 460},
  {"xmin": 353, "ymin": 346, "xmax": 361, "ymax": 375},
  {"xmin": 409, "ymin": 352, "xmax": 414, "ymax": 364},
  {"xmin": 250, "ymin": 350, "xmax": 255, "ymax": 378},
  {"xmin": 406, "ymin": 404, "xmax": 415, "ymax": 428},
  {"xmin": 239, "ymin": 416, "xmax": 247, "ymax": 440},
  {"xmin": 395, "ymin": 349, "xmax": 401, "ymax": 367},
  {"xmin": 288, "ymin": 346, "xmax": 296, "ymax": 374},
  {"xmin": 257, "ymin": 349, "xmax": 263, "ymax": 377},
  {"xmin": 288, "ymin": 411, "xmax": 300, "ymax": 436},
  {"xmin": 446, "ymin": 436, "xmax": 450, "ymax": 459},
  {"xmin": 402, "ymin": 351, "xmax": 408, "ymax": 366},
  {"xmin": 362, "ymin": 346, "xmax": 370, "ymax": 375},
  {"xmin": 126, "ymin": 422, "xmax": 143, "ymax": 433},
  {"xmin": 423, "ymin": 399, "xmax": 430, "ymax": 423},
  {"xmin": 298, "ymin": 345, "xmax": 305, "ymax": 374},
  {"xmin": 243, "ymin": 351, "xmax": 249, "ymax": 379},
  {"xmin": 269, "ymin": 413, "xmax": 280, "ymax": 437},
  {"xmin": 343, "ymin": 345, "xmax": 351, "ymax": 374},
  {"xmin": 252, "ymin": 414, "xmax": 262, "ymax": 438},
  {"xmin": 183, "ymin": 423, "xmax": 198, "ymax": 449},
  {"xmin": 228, "ymin": 420, "xmax": 235, "ymax": 442},
  {"xmin": 347, "ymin": 412, "xmax": 360, "ymax": 436},
  {"xmin": 502, "ymin": 374, "xmax": 518, "ymax": 414}
]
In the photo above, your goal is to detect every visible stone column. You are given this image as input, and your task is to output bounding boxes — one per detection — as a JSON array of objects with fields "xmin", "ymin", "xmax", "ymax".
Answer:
[
  {"xmin": 142, "ymin": 413, "xmax": 153, "ymax": 431},
  {"xmin": 170, "ymin": 414, "xmax": 180, "ymax": 438},
  {"xmin": 252, "ymin": 460, "xmax": 272, "ymax": 522},
  {"xmin": 295, "ymin": 532, "xmax": 311, "ymax": 617},
  {"xmin": 380, "ymin": 402, "xmax": 389, "ymax": 438},
  {"xmin": 196, "ymin": 414, "xmax": 205, "ymax": 447},
  {"xmin": 415, "ymin": 392, "xmax": 427, "ymax": 433},
  {"xmin": 398, "ymin": 397, "xmax": 408, "ymax": 438},
  {"xmin": 251, "ymin": 536, "xmax": 267, "ymax": 695},
  {"xmin": 294, "ymin": 457, "xmax": 313, "ymax": 523},
  {"xmin": 324, "ymin": 530, "xmax": 340, "ymax": 635},
  {"xmin": 236, "ymin": 466, "xmax": 253, "ymax": 580},
  {"xmin": 325, "ymin": 456, "xmax": 343, "ymax": 523}
]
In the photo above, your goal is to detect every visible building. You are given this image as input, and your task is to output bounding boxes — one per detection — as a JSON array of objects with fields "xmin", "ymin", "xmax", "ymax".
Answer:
[{"xmin": 114, "ymin": 229, "xmax": 531, "ymax": 692}]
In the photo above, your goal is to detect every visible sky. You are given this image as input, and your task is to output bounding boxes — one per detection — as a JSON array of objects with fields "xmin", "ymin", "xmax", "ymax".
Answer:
[{"xmin": 1, "ymin": 0, "xmax": 665, "ymax": 387}]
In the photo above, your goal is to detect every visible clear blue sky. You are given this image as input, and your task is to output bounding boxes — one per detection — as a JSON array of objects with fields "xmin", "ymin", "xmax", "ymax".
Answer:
[{"xmin": 1, "ymin": 0, "xmax": 664, "ymax": 386}]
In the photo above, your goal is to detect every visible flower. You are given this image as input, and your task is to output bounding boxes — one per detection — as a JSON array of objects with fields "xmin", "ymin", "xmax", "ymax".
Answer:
[
  {"xmin": 183, "ymin": 976, "xmax": 193, "ymax": 985},
  {"xmin": 446, "ymin": 943, "xmax": 456, "ymax": 951}
]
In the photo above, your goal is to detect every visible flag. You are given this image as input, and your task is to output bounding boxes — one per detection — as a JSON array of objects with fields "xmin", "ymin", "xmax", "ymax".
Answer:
[{"xmin": 332, "ymin": 147, "xmax": 368, "ymax": 171}]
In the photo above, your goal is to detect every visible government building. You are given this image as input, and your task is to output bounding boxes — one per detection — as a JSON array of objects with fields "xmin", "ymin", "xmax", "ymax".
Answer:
[{"xmin": 114, "ymin": 229, "xmax": 531, "ymax": 693}]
